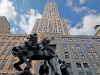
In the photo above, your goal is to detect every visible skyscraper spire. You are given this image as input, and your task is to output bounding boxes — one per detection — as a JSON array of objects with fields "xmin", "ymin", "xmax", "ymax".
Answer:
[{"xmin": 42, "ymin": 2, "xmax": 59, "ymax": 18}]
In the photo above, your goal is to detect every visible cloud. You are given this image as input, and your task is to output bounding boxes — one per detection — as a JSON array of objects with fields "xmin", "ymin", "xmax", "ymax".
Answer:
[
  {"xmin": 0, "ymin": 0, "xmax": 17, "ymax": 22},
  {"xmin": 69, "ymin": 14, "xmax": 100, "ymax": 35},
  {"xmin": 73, "ymin": 6, "xmax": 87, "ymax": 14},
  {"xmin": 10, "ymin": 27, "xmax": 18, "ymax": 34},
  {"xmin": 19, "ymin": 9, "xmax": 42, "ymax": 34},
  {"xmin": 66, "ymin": 0, "xmax": 97, "ymax": 14},
  {"xmin": 66, "ymin": 18, "xmax": 72, "ymax": 24},
  {"xmin": 79, "ymin": 0, "xmax": 87, "ymax": 4},
  {"xmin": 72, "ymin": 6, "xmax": 97, "ymax": 14},
  {"xmin": 66, "ymin": 0, "xmax": 87, "ymax": 14},
  {"xmin": 87, "ymin": 9, "xmax": 97, "ymax": 14},
  {"xmin": 66, "ymin": 0, "xmax": 73, "ymax": 7},
  {"xmin": 22, "ymin": 0, "xmax": 28, "ymax": 5}
]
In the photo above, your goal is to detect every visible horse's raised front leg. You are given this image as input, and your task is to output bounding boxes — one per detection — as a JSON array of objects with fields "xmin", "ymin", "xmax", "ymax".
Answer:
[
  {"xmin": 24, "ymin": 59, "xmax": 32, "ymax": 70},
  {"xmin": 19, "ymin": 55, "xmax": 32, "ymax": 70},
  {"xmin": 48, "ymin": 60, "xmax": 60, "ymax": 75},
  {"xmin": 14, "ymin": 59, "xmax": 24, "ymax": 71}
]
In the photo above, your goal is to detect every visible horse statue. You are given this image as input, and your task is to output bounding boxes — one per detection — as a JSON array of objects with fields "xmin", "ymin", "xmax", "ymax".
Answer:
[{"xmin": 11, "ymin": 33, "xmax": 61, "ymax": 75}]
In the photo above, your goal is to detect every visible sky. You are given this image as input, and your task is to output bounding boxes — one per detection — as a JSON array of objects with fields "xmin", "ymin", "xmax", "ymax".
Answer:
[{"xmin": 0, "ymin": 0, "xmax": 100, "ymax": 35}]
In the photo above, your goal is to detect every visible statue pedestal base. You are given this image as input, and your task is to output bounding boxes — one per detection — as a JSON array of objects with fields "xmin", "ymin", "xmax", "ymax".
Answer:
[{"xmin": 14, "ymin": 70, "xmax": 33, "ymax": 75}]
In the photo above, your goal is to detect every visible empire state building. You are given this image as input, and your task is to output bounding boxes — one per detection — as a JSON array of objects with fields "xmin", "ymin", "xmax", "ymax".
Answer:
[{"xmin": 31, "ymin": 2, "xmax": 70, "ymax": 35}]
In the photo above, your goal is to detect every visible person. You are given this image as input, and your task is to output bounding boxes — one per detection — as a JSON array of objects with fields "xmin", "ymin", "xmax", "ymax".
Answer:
[
  {"xmin": 28, "ymin": 33, "xmax": 38, "ymax": 47},
  {"xmin": 60, "ymin": 61, "xmax": 70, "ymax": 75},
  {"xmin": 39, "ymin": 60, "xmax": 49, "ymax": 75}
]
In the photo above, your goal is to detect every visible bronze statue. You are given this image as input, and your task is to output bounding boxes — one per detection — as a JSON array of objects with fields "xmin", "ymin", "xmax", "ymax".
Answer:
[{"xmin": 11, "ymin": 33, "xmax": 61, "ymax": 75}]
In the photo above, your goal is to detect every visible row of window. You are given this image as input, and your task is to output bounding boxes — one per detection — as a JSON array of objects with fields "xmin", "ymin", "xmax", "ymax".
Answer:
[
  {"xmin": 63, "ymin": 44, "xmax": 97, "ymax": 50},
  {"xmin": 36, "ymin": 19, "xmax": 64, "ymax": 23},
  {"xmin": 65, "ymin": 52, "xmax": 100, "ymax": 59},
  {"xmin": 0, "ymin": 42, "xmax": 17, "ymax": 47},
  {"xmin": 1, "ymin": 36, "xmax": 100, "ymax": 42},
  {"xmin": 68, "ymin": 63, "xmax": 98, "ymax": 74},
  {"xmin": 62, "ymin": 38, "xmax": 100, "ymax": 42},
  {"xmin": 0, "ymin": 36, "xmax": 55, "ymax": 42},
  {"xmin": 0, "ymin": 36, "xmax": 28, "ymax": 40},
  {"xmin": 64, "ymin": 52, "xmax": 82, "ymax": 59},
  {"xmin": 88, "ymin": 52, "xmax": 100, "ymax": 59}
]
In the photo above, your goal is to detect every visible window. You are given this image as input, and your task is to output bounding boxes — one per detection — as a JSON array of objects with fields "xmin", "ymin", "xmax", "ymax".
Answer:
[
  {"xmin": 97, "ymin": 45, "xmax": 100, "ymax": 50},
  {"xmin": 85, "ymin": 38, "xmax": 90, "ymax": 42},
  {"xmin": 63, "ymin": 44, "xmax": 67, "ymax": 49},
  {"xmin": 2, "ymin": 49, "xmax": 9, "ymax": 55},
  {"xmin": 96, "ymin": 38, "xmax": 100, "ymax": 42},
  {"xmin": 65, "ymin": 52, "xmax": 69, "ymax": 58},
  {"xmin": 67, "ymin": 63, "xmax": 73, "ymax": 73},
  {"xmin": 94, "ymin": 52, "xmax": 98, "ymax": 55},
  {"xmin": 51, "ymin": 37, "xmax": 54, "ymax": 41},
  {"xmin": 76, "ymin": 63, "xmax": 84, "ymax": 73},
  {"xmin": 0, "ymin": 42, "xmax": 2, "ymax": 47},
  {"xmin": 88, "ymin": 52, "xmax": 94, "ymax": 59},
  {"xmin": 80, "ymin": 38, "xmax": 84, "ymax": 42},
  {"xmin": 2, "ymin": 42, "xmax": 6, "ymax": 46},
  {"xmin": 89, "ymin": 45, "xmax": 94, "ymax": 50},
  {"xmin": 73, "ymin": 52, "xmax": 79, "ymax": 59},
  {"xmin": 73, "ymin": 38, "xmax": 77, "ymax": 41},
  {"xmin": 2, "ymin": 36, "xmax": 7, "ymax": 40},
  {"xmin": 0, "ymin": 59, "xmax": 7, "ymax": 69},
  {"xmin": 84, "ymin": 44, "xmax": 89, "ymax": 50},
  {"xmin": 16, "ymin": 36, "xmax": 21, "ymax": 40},
  {"xmin": 94, "ymin": 52, "xmax": 100, "ymax": 59},
  {"xmin": 6, "ymin": 36, "xmax": 10, "ymax": 40},
  {"xmin": 9, "ymin": 59, "xmax": 16, "ymax": 70},
  {"xmin": 0, "ymin": 42, "xmax": 6, "ymax": 47},
  {"xmin": 92, "ymin": 38, "xmax": 97, "ymax": 42},
  {"xmin": 12, "ymin": 42, "xmax": 17, "ymax": 47},
  {"xmin": 68, "ymin": 38, "xmax": 73, "ymax": 41},
  {"xmin": 1, "ymin": 73, "xmax": 7, "ymax": 75},
  {"xmin": 8, "ymin": 51, "xmax": 12, "ymax": 55},
  {"xmin": 89, "ymin": 55, "xmax": 94, "ymax": 59},
  {"xmin": 88, "ymin": 52, "xmax": 92, "ymax": 55},
  {"xmin": 93, "ymin": 63, "xmax": 99, "ymax": 69},
  {"xmin": 12, "ymin": 36, "xmax": 16, "ymax": 40},
  {"xmin": 76, "ymin": 44, "xmax": 81, "ymax": 50},
  {"xmin": 83, "ymin": 63, "xmax": 91, "ymax": 73},
  {"xmin": 71, "ymin": 44, "xmax": 75, "ymax": 49},
  {"xmin": 23, "ymin": 36, "xmax": 28, "ymax": 41},
  {"xmin": 79, "ymin": 52, "xmax": 84, "ymax": 58},
  {"xmin": 8, "ymin": 42, "xmax": 12, "ymax": 46},
  {"xmin": 62, "ymin": 38, "xmax": 66, "ymax": 42}
]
